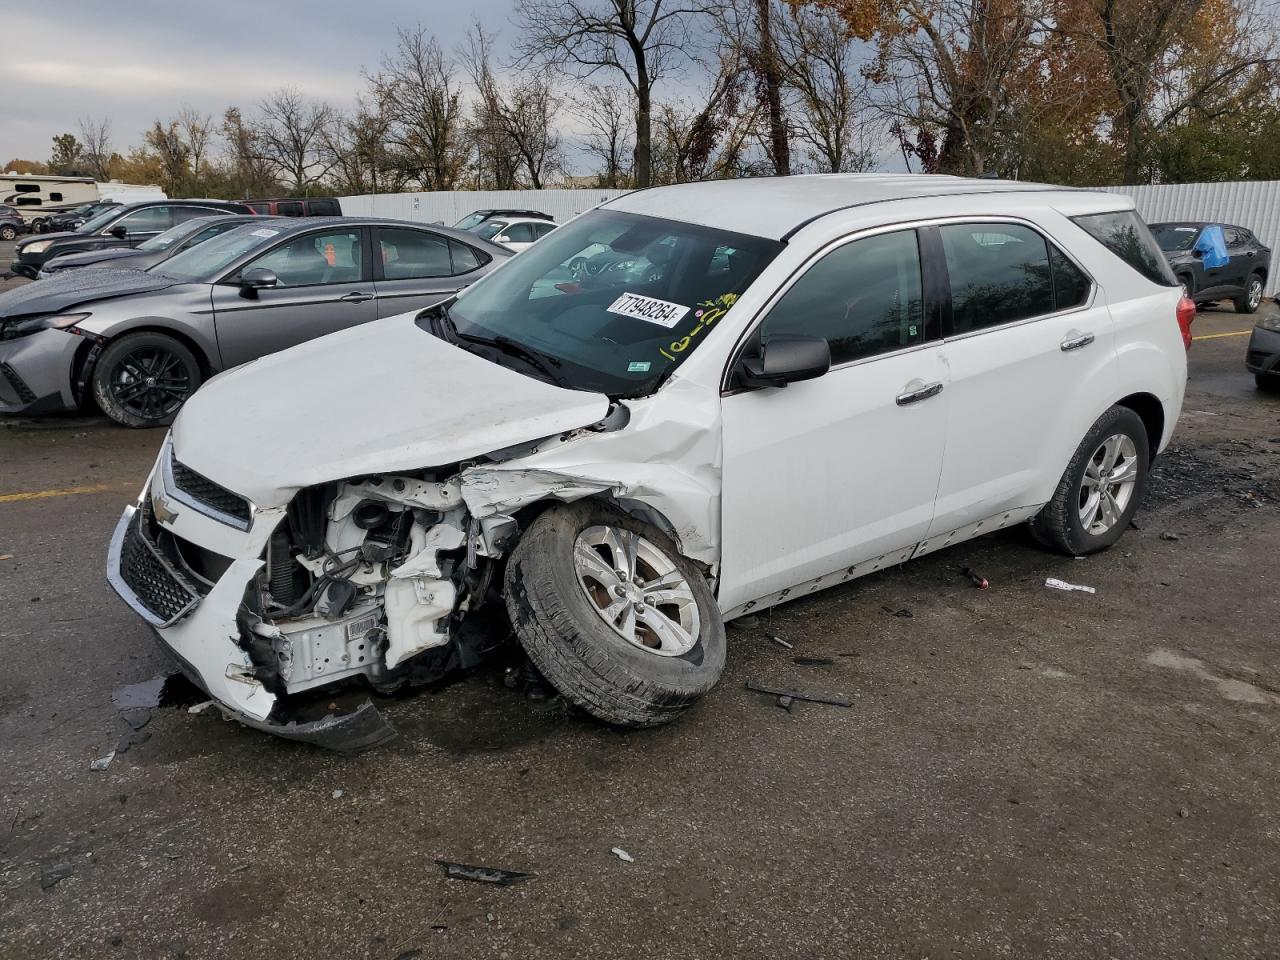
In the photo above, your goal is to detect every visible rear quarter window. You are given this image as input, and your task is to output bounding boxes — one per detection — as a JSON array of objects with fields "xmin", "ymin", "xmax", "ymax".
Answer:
[{"xmin": 1072, "ymin": 211, "xmax": 1176, "ymax": 287}]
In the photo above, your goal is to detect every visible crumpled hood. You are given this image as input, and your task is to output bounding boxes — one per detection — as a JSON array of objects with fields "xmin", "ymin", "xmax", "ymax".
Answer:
[
  {"xmin": 0, "ymin": 267, "xmax": 183, "ymax": 321},
  {"xmin": 171, "ymin": 312, "xmax": 611, "ymax": 507}
]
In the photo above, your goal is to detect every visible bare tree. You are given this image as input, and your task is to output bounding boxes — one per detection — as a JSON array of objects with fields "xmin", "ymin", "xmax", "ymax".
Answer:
[
  {"xmin": 577, "ymin": 85, "xmax": 634, "ymax": 186},
  {"xmin": 77, "ymin": 117, "xmax": 114, "ymax": 180},
  {"xmin": 252, "ymin": 87, "xmax": 335, "ymax": 192},
  {"xmin": 323, "ymin": 98, "xmax": 404, "ymax": 195},
  {"xmin": 176, "ymin": 106, "xmax": 213, "ymax": 192},
  {"xmin": 652, "ymin": 56, "xmax": 764, "ymax": 182},
  {"xmin": 515, "ymin": 0, "xmax": 715, "ymax": 188},
  {"xmin": 221, "ymin": 107, "xmax": 278, "ymax": 197},
  {"xmin": 750, "ymin": 0, "xmax": 791, "ymax": 174},
  {"xmin": 776, "ymin": 4, "xmax": 879, "ymax": 172},
  {"xmin": 468, "ymin": 26, "xmax": 564, "ymax": 189},
  {"xmin": 370, "ymin": 26, "xmax": 470, "ymax": 190},
  {"xmin": 144, "ymin": 120, "xmax": 192, "ymax": 193}
]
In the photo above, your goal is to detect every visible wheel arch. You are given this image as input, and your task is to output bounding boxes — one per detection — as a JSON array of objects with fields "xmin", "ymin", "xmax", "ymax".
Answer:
[
  {"xmin": 1116, "ymin": 391, "xmax": 1165, "ymax": 460},
  {"xmin": 87, "ymin": 323, "xmax": 216, "ymax": 382}
]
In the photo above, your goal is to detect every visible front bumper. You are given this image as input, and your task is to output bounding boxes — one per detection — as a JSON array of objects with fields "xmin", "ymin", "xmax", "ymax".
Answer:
[
  {"xmin": 9, "ymin": 261, "xmax": 39, "ymax": 280},
  {"xmin": 106, "ymin": 491, "xmax": 395, "ymax": 751},
  {"xmin": 1245, "ymin": 324, "xmax": 1280, "ymax": 377},
  {"xmin": 0, "ymin": 328, "xmax": 82, "ymax": 415}
]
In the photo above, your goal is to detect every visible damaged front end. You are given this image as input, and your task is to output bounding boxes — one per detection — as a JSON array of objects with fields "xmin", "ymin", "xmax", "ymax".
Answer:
[{"xmin": 108, "ymin": 443, "xmax": 518, "ymax": 751}]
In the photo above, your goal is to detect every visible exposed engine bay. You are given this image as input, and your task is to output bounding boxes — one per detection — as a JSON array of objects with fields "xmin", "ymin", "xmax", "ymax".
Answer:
[{"xmin": 241, "ymin": 472, "xmax": 520, "ymax": 704}]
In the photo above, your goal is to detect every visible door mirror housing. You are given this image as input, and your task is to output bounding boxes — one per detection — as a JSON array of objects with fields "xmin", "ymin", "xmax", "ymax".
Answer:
[
  {"xmin": 238, "ymin": 267, "xmax": 278, "ymax": 299},
  {"xmin": 109, "ymin": 225, "xmax": 128, "ymax": 239},
  {"xmin": 736, "ymin": 336, "xmax": 831, "ymax": 389}
]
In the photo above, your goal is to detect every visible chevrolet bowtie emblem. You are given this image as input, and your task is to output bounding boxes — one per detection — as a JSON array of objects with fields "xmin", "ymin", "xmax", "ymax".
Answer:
[{"xmin": 152, "ymin": 491, "xmax": 180, "ymax": 525}]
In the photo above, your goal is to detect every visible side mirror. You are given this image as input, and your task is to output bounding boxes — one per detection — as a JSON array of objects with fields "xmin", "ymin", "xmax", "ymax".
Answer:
[
  {"xmin": 109, "ymin": 225, "xmax": 128, "ymax": 239},
  {"xmin": 238, "ymin": 267, "xmax": 278, "ymax": 299},
  {"xmin": 736, "ymin": 336, "xmax": 831, "ymax": 389},
  {"xmin": 1191, "ymin": 248, "xmax": 1203, "ymax": 259}
]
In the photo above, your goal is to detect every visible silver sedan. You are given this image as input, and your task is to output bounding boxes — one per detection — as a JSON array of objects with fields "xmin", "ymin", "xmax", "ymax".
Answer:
[{"xmin": 0, "ymin": 217, "xmax": 510, "ymax": 426}]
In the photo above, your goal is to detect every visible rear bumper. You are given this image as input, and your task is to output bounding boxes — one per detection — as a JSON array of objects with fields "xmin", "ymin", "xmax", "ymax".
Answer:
[
  {"xmin": 1245, "ymin": 325, "xmax": 1280, "ymax": 376},
  {"xmin": 0, "ymin": 329, "xmax": 81, "ymax": 415}
]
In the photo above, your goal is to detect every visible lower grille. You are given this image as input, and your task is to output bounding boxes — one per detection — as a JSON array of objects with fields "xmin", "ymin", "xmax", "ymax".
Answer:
[
  {"xmin": 1, "ymin": 363, "xmax": 36, "ymax": 404},
  {"xmin": 169, "ymin": 454, "xmax": 252, "ymax": 528},
  {"xmin": 117, "ymin": 510, "xmax": 202, "ymax": 626}
]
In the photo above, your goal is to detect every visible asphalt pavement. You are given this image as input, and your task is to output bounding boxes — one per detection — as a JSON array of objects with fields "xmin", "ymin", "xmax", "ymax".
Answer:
[{"xmin": 1, "ymin": 255, "xmax": 1278, "ymax": 958}]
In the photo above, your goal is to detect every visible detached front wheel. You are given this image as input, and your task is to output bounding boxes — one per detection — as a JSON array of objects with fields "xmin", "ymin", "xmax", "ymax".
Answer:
[{"xmin": 504, "ymin": 500, "xmax": 726, "ymax": 727}]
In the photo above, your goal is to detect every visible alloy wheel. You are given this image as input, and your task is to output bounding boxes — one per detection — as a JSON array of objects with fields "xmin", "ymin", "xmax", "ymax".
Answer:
[
  {"xmin": 108, "ymin": 346, "xmax": 193, "ymax": 422},
  {"xmin": 1078, "ymin": 434, "xmax": 1139, "ymax": 535},
  {"xmin": 1248, "ymin": 278, "xmax": 1262, "ymax": 311},
  {"xmin": 573, "ymin": 524, "xmax": 701, "ymax": 656}
]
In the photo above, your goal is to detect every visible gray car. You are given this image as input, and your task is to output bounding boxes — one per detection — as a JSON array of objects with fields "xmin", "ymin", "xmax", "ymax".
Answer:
[
  {"xmin": 37, "ymin": 214, "xmax": 258, "ymax": 278},
  {"xmin": 0, "ymin": 217, "xmax": 510, "ymax": 427}
]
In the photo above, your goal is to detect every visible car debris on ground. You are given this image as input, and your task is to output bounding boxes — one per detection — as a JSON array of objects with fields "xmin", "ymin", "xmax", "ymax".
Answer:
[
  {"xmin": 962, "ymin": 567, "xmax": 990, "ymax": 589},
  {"xmin": 39, "ymin": 863, "xmax": 73, "ymax": 890},
  {"xmin": 1044, "ymin": 577, "xmax": 1097, "ymax": 594},
  {"xmin": 746, "ymin": 681, "xmax": 853, "ymax": 709},
  {"xmin": 611, "ymin": 847, "xmax": 635, "ymax": 863},
  {"xmin": 435, "ymin": 860, "xmax": 534, "ymax": 885}
]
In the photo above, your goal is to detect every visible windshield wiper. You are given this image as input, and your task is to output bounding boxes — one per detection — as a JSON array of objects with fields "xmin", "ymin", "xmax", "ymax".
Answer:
[{"xmin": 435, "ymin": 307, "xmax": 566, "ymax": 387}]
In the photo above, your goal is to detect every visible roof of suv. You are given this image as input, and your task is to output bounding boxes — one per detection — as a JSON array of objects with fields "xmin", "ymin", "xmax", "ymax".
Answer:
[{"xmin": 605, "ymin": 174, "xmax": 1094, "ymax": 240}]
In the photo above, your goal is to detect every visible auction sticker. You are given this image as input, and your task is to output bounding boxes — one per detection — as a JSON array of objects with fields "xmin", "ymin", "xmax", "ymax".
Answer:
[{"xmin": 607, "ymin": 292, "xmax": 690, "ymax": 328}]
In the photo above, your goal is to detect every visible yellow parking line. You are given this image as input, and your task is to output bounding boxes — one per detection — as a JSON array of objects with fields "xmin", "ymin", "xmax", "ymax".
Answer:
[
  {"xmin": 1194, "ymin": 330, "xmax": 1253, "ymax": 341},
  {"xmin": 0, "ymin": 483, "xmax": 117, "ymax": 503}
]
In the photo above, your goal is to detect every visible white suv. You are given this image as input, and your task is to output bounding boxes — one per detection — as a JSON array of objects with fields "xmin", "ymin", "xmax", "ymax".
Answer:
[{"xmin": 108, "ymin": 175, "xmax": 1192, "ymax": 749}]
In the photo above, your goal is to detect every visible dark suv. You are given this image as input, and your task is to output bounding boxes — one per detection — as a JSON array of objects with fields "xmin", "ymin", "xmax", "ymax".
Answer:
[
  {"xmin": 11, "ymin": 200, "xmax": 254, "ymax": 279},
  {"xmin": 1150, "ymin": 221, "xmax": 1271, "ymax": 313},
  {"xmin": 0, "ymin": 205, "xmax": 27, "ymax": 242},
  {"xmin": 244, "ymin": 197, "xmax": 342, "ymax": 217}
]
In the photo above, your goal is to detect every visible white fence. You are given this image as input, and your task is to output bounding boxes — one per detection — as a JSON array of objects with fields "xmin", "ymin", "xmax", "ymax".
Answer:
[
  {"xmin": 342, "ymin": 180, "xmax": 1280, "ymax": 296},
  {"xmin": 338, "ymin": 188, "xmax": 629, "ymax": 227},
  {"xmin": 1102, "ymin": 181, "xmax": 1280, "ymax": 296}
]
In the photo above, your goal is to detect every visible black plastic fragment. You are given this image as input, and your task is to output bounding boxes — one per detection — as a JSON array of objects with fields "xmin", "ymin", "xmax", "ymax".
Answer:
[
  {"xmin": 746, "ymin": 681, "xmax": 851, "ymax": 708},
  {"xmin": 436, "ymin": 860, "xmax": 535, "ymax": 885},
  {"xmin": 792, "ymin": 656, "xmax": 834, "ymax": 666}
]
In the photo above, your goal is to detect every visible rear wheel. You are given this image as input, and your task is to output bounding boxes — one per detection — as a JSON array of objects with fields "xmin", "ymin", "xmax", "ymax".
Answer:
[
  {"xmin": 1257, "ymin": 373, "xmax": 1280, "ymax": 393},
  {"xmin": 1234, "ymin": 273, "xmax": 1264, "ymax": 314},
  {"xmin": 1030, "ymin": 405, "xmax": 1150, "ymax": 555},
  {"xmin": 504, "ymin": 500, "xmax": 726, "ymax": 727},
  {"xmin": 91, "ymin": 332, "xmax": 202, "ymax": 428}
]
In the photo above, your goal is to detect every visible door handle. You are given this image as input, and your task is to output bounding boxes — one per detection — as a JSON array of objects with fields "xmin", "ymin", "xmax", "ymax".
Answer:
[
  {"xmin": 1060, "ymin": 332, "xmax": 1095, "ymax": 352},
  {"xmin": 339, "ymin": 292, "xmax": 375, "ymax": 303},
  {"xmin": 896, "ymin": 381, "xmax": 944, "ymax": 406}
]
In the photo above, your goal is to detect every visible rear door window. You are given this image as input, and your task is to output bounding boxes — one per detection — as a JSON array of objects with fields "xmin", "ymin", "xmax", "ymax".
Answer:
[
  {"xmin": 1072, "ymin": 211, "xmax": 1177, "ymax": 286},
  {"xmin": 114, "ymin": 206, "xmax": 174, "ymax": 235},
  {"xmin": 309, "ymin": 198, "xmax": 339, "ymax": 216},
  {"xmin": 503, "ymin": 223, "xmax": 536, "ymax": 244},
  {"xmin": 940, "ymin": 224, "xmax": 1054, "ymax": 332},
  {"xmin": 276, "ymin": 201, "xmax": 304, "ymax": 217},
  {"xmin": 449, "ymin": 240, "xmax": 488, "ymax": 274},
  {"xmin": 377, "ymin": 227, "xmax": 453, "ymax": 279}
]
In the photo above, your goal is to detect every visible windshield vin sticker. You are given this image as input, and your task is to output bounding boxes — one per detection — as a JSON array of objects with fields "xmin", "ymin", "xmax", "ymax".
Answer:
[{"xmin": 607, "ymin": 293, "xmax": 690, "ymax": 328}]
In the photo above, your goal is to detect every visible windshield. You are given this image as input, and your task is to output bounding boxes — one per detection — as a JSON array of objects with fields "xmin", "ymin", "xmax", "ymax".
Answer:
[
  {"xmin": 78, "ymin": 206, "xmax": 123, "ymax": 234},
  {"xmin": 1151, "ymin": 224, "xmax": 1202, "ymax": 252},
  {"xmin": 454, "ymin": 212, "xmax": 490, "ymax": 231},
  {"xmin": 138, "ymin": 218, "xmax": 214, "ymax": 251},
  {"xmin": 155, "ymin": 223, "xmax": 285, "ymax": 282},
  {"xmin": 446, "ymin": 209, "xmax": 783, "ymax": 397}
]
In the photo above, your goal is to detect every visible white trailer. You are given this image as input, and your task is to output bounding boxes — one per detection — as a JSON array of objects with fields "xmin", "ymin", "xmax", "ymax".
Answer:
[{"xmin": 0, "ymin": 174, "xmax": 99, "ymax": 228}]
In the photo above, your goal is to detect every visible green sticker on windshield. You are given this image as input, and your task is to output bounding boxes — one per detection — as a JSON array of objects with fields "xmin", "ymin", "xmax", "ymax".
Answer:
[{"xmin": 628, "ymin": 361, "xmax": 651, "ymax": 373}]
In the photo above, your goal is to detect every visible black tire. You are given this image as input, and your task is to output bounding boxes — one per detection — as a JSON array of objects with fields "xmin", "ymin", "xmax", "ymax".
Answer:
[
  {"xmin": 1257, "ymin": 373, "xmax": 1280, "ymax": 393},
  {"xmin": 91, "ymin": 332, "xmax": 202, "ymax": 428},
  {"xmin": 0, "ymin": 224, "xmax": 16, "ymax": 241},
  {"xmin": 504, "ymin": 499, "xmax": 726, "ymax": 727},
  {"xmin": 1030, "ymin": 405, "xmax": 1150, "ymax": 556},
  {"xmin": 1234, "ymin": 272, "xmax": 1264, "ymax": 314}
]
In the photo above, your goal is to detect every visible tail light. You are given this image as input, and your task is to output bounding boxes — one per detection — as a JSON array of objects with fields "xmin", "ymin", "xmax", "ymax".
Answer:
[{"xmin": 1176, "ymin": 295, "xmax": 1195, "ymax": 351}]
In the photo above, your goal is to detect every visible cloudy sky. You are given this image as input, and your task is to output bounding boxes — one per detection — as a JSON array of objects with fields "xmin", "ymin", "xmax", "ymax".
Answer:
[{"xmin": 1, "ymin": 0, "xmax": 519, "ymax": 163}]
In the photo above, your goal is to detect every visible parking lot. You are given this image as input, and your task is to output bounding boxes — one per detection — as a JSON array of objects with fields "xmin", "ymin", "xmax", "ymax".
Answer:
[{"xmin": 2, "ymin": 230, "xmax": 1279, "ymax": 959}]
